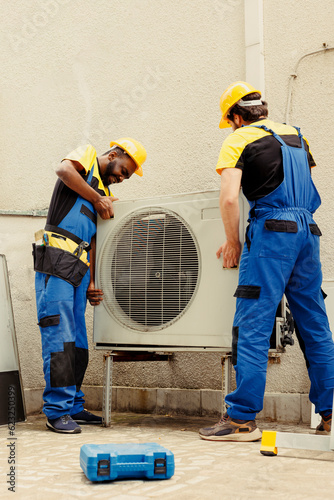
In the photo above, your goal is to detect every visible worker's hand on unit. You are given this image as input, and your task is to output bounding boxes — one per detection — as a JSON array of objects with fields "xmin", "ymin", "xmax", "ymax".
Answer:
[
  {"xmin": 217, "ymin": 240, "xmax": 241, "ymax": 268},
  {"xmin": 94, "ymin": 196, "xmax": 119, "ymax": 219},
  {"xmin": 86, "ymin": 282, "xmax": 104, "ymax": 306}
]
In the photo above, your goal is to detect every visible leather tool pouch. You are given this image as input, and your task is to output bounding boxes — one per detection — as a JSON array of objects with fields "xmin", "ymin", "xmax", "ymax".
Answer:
[{"xmin": 32, "ymin": 244, "xmax": 89, "ymax": 287}]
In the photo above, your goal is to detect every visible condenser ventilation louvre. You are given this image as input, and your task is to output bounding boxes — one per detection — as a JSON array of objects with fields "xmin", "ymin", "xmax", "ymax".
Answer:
[{"xmin": 99, "ymin": 207, "xmax": 200, "ymax": 332}]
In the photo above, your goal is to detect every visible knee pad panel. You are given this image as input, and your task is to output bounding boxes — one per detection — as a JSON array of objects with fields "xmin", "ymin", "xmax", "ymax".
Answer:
[{"xmin": 50, "ymin": 342, "xmax": 75, "ymax": 387}]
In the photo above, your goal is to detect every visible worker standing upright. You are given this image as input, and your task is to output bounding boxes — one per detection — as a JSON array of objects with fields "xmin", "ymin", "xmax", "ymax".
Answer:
[
  {"xmin": 33, "ymin": 138, "xmax": 147, "ymax": 434},
  {"xmin": 199, "ymin": 81, "xmax": 334, "ymax": 441}
]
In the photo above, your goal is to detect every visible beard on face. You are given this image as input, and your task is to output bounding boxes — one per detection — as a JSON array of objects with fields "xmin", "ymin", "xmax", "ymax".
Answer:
[{"xmin": 101, "ymin": 159, "xmax": 117, "ymax": 186}]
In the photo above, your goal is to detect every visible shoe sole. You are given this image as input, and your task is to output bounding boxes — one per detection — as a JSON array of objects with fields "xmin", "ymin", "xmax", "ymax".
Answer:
[
  {"xmin": 46, "ymin": 422, "xmax": 82, "ymax": 434},
  {"xmin": 315, "ymin": 429, "xmax": 330, "ymax": 435},
  {"xmin": 72, "ymin": 421, "xmax": 102, "ymax": 425},
  {"xmin": 73, "ymin": 419, "xmax": 102, "ymax": 425},
  {"xmin": 199, "ymin": 428, "xmax": 262, "ymax": 442}
]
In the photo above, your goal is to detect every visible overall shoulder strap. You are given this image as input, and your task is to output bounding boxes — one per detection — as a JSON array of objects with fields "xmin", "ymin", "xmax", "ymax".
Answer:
[
  {"xmin": 245, "ymin": 124, "xmax": 287, "ymax": 147},
  {"xmin": 293, "ymin": 126, "xmax": 305, "ymax": 150},
  {"xmin": 86, "ymin": 162, "xmax": 96, "ymax": 185}
]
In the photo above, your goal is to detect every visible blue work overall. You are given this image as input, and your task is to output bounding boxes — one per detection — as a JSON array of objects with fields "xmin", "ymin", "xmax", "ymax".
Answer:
[
  {"xmin": 35, "ymin": 167, "xmax": 98, "ymax": 419},
  {"xmin": 226, "ymin": 125, "xmax": 334, "ymax": 420}
]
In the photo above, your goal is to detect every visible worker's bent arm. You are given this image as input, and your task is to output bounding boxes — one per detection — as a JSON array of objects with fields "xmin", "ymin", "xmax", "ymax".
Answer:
[
  {"xmin": 86, "ymin": 235, "xmax": 104, "ymax": 306},
  {"xmin": 56, "ymin": 160, "xmax": 117, "ymax": 219},
  {"xmin": 217, "ymin": 167, "xmax": 242, "ymax": 268}
]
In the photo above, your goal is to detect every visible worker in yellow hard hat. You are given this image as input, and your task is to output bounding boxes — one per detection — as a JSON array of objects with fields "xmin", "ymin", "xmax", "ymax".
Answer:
[
  {"xmin": 199, "ymin": 80, "xmax": 334, "ymax": 442},
  {"xmin": 109, "ymin": 137, "xmax": 147, "ymax": 177},
  {"xmin": 218, "ymin": 80, "xmax": 262, "ymax": 129},
  {"xmin": 33, "ymin": 137, "xmax": 146, "ymax": 434}
]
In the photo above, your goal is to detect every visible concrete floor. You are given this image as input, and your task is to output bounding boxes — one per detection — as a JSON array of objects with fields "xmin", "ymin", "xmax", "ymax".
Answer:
[{"xmin": 1, "ymin": 412, "xmax": 334, "ymax": 500}]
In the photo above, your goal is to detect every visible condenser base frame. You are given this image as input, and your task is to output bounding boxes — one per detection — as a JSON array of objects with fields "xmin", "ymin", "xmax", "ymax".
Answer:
[
  {"xmin": 101, "ymin": 350, "xmax": 233, "ymax": 427},
  {"xmin": 96, "ymin": 344, "xmax": 230, "ymax": 352},
  {"xmin": 102, "ymin": 351, "xmax": 172, "ymax": 427}
]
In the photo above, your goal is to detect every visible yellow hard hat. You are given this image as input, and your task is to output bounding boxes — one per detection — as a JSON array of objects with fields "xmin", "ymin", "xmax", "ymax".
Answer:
[
  {"xmin": 109, "ymin": 137, "xmax": 147, "ymax": 176},
  {"xmin": 219, "ymin": 81, "xmax": 261, "ymax": 129}
]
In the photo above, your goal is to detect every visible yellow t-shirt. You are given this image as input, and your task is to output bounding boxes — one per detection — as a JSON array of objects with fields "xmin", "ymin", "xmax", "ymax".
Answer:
[
  {"xmin": 63, "ymin": 144, "xmax": 113, "ymax": 197},
  {"xmin": 215, "ymin": 119, "xmax": 315, "ymax": 201},
  {"xmin": 45, "ymin": 144, "xmax": 112, "ymax": 262}
]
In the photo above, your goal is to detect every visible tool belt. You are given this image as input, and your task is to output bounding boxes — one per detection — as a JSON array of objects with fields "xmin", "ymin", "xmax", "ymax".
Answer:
[
  {"xmin": 44, "ymin": 225, "xmax": 92, "ymax": 251},
  {"xmin": 32, "ymin": 243, "xmax": 89, "ymax": 287}
]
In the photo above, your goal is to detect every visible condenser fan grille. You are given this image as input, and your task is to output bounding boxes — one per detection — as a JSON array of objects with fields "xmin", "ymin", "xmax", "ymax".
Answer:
[{"xmin": 99, "ymin": 207, "xmax": 200, "ymax": 331}]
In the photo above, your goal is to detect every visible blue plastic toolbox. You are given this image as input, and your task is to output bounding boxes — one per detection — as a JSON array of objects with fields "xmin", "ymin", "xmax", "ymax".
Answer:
[{"xmin": 80, "ymin": 443, "xmax": 175, "ymax": 482}]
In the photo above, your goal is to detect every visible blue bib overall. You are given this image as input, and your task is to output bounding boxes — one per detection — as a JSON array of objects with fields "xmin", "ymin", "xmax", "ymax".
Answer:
[
  {"xmin": 225, "ymin": 125, "xmax": 334, "ymax": 420},
  {"xmin": 35, "ymin": 166, "xmax": 98, "ymax": 419}
]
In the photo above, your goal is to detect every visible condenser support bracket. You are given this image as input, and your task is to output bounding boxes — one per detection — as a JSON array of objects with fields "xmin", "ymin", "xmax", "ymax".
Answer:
[
  {"xmin": 102, "ymin": 353, "xmax": 113, "ymax": 427},
  {"xmin": 102, "ymin": 351, "xmax": 172, "ymax": 427},
  {"xmin": 221, "ymin": 353, "xmax": 232, "ymax": 415}
]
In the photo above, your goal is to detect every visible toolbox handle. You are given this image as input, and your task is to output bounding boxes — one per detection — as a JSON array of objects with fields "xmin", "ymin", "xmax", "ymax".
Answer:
[
  {"xmin": 118, "ymin": 458, "xmax": 167, "ymax": 474},
  {"xmin": 117, "ymin": 462, "xmax": 150, "ymax": 471}
]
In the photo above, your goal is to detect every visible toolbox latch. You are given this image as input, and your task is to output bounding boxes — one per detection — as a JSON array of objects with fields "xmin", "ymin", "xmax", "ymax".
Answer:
[
  {"xmin": 154, "ymin": 458, "xmax": 167, "ymax": 474},
  {"xmin": 97, "ymin": 459, "xmax": 110, "ymax": 476}
]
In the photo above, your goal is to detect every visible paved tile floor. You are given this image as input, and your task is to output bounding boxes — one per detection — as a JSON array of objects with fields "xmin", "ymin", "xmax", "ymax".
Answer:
[{"xmin": 1, "ymin": 412, "xmax": 333, "ymax": 500}]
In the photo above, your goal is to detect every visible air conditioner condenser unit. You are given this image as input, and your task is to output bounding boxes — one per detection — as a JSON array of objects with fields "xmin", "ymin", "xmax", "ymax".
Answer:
[{"xmin": 93, "ymin": 190, "xmax": 248, "ymax": 351}]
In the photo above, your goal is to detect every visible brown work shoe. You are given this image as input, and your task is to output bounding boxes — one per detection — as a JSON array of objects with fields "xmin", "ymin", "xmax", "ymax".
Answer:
[
  {"xmin": 199, "ymin": 413, "xmax": 262, "ymax": 442},
  {"xmin": 315, "ymin": 413, "xmax": 332, "ymax": 435}
]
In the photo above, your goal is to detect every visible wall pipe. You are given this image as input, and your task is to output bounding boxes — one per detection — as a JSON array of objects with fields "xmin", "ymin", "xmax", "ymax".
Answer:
[
  {"xmin": 285, "ymin": 44, "xmax": 334, "ymax": 124},
  {"xmin": 244, "ymin": 0, "xmax": 265, "ymax": 95},
  {"xmin": 0, "ymin": 209, "xmax": 48, "ymax": 217}
]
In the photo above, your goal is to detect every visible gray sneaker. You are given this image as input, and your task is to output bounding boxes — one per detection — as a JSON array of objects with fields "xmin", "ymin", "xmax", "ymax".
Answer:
[
  {"xmin": 46, "ymin": 414, "xmax": 82, "ymax": 434},
  {"xmin": 199, "ymin": 413, "xmax": 262, "ymax": 442}
]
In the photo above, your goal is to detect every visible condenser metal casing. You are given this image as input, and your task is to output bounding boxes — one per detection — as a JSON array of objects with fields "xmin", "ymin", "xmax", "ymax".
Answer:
[{"xmin": 94, "ymin": 190, "xmax": 248, "ymax": 351}]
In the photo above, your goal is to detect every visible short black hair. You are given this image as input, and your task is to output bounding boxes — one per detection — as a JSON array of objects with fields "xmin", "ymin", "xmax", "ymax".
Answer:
[
  {"xmin": 102, "ymin": 146, "xmax": 130, "ymax": 158},
  {"xmin": 227, "ymin": 92, "xmax": 268, "ymax": 123}
]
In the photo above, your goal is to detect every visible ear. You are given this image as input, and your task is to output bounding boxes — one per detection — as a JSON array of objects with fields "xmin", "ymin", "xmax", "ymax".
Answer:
[
  {"xmin": 234, "ymin": 115, "xmax": 243, "ymax": 127},
  {"xmin": 107, "ymin": 150, "xmax": 117, "ymax": 161}
]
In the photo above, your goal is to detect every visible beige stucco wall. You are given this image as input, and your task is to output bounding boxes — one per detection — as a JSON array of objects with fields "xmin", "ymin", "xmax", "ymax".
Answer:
[{"xmin": 0, "ymin": 0, "xmax": 333, "ymax": 410}]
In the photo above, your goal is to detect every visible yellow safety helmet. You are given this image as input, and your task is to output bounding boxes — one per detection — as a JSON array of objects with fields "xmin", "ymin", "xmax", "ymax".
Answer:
[
  {"xmin": 219, "ymin": 81, "xmax": 261, "ymax": 129},
  {"xmin": 109, "ymin": 137, "xmax": 147, "ymax": 176}
]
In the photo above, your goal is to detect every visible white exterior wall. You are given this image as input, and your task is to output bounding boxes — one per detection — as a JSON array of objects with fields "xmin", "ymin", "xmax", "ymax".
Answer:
[{"xmin": 0, "ymin": 0, "xmax": 333, "ymax": 412}]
